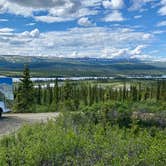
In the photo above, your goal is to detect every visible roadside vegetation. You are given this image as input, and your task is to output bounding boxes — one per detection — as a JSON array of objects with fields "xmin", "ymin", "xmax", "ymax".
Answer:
[
  {"xmin": 0, "ymin": 65, "xmax": 166, "ymax": 165},
  {"xmin": 0, "ymin": 114, "xmax": 166, "ymax": 166}
]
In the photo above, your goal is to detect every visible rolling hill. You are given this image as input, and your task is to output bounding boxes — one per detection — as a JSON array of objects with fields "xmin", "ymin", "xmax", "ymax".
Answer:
[{"xmin": 0, "ymin": 55, "xmax": 166, "ymax": 77}]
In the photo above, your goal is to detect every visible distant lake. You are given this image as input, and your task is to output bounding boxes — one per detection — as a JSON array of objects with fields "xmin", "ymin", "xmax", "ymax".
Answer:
[
  {"xmin": 13, "ymin": 77, "xmax": 114, "ymax": 82},
  {"xmin": 127, "ymin": 75, "xmax": 166, "ymax": 79},
  {"xmin": 13, "ymin": 75, "xmax": 166, "ymax": 82}
]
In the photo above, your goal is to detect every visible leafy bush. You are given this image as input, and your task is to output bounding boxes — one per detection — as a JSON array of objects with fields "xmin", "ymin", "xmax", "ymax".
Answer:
[{"xmin": 0, "ymin": 115, "xmax": 166, "ymax": 166}]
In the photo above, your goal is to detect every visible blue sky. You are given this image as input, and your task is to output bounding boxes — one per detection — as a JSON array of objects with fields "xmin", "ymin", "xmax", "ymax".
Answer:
[{"xmin": 0, "ymin": 0, "xmax": 166, "ymax": 61}]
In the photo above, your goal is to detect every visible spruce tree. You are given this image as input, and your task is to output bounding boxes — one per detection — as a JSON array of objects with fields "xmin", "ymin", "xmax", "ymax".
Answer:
[
  {"xmin": 62, "ymin": 80, "xmax": 73, "ymax": 111},
  {"xmin": 122, "ymin": 82, "xmax": 126, "ymax": 102},
  {"xmin": 138, "ymin": 82, "xmax": 142, "ymax": 101},
  {"xmin": 48, "ymin": 84, "xmax": 53, "ymax": 105},
  {"xmin": 156, "ymin": 80, "xmax": 161, "ymax": 101},
  {"xmin": 14, "ymin": 65, "xmax": 35, "ymax": 112},
  {"xmin": 37, "ymin": 84, "xmax": 42, "ymax": 105},
  {"xmin": 43, "ymin": 88, "xmax": 47, "ymax": 104},
  {"xmin": 54, "ymin": 78, "xmax": 59, "ymax": 104}
]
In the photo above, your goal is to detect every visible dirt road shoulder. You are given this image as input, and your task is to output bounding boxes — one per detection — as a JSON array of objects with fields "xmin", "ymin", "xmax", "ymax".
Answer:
[{"xmin": 0, "ymin": 113, "xmax": 59, "ymax": 137}]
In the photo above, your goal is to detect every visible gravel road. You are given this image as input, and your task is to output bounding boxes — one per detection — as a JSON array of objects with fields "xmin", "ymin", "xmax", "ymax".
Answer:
[{"xmin": 0, "ymin": 113, "xmax": 59, "ymax": 137}]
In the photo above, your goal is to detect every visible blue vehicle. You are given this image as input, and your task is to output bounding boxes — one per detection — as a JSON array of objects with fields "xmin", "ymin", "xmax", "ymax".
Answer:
[{"xmin": 0, "ymin": 77, "xmax": 14, "ymax": 117}]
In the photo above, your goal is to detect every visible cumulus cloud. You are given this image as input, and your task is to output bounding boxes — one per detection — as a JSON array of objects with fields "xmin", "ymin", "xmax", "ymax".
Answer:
[
  {"xmin": 158, "ymin": 6, "xmax": 166, "ymax": 15},
  {"xmin": 0, "ymin": 0, "xmax": 163, "ymax": 60},
  {"xmin": 30, "ymin": 29, "xmax": 40, "ymax": 38},
  {"xmin": 81, "ymin": 0, "xmax": 102, "ymax": 7},
  {"xmin": 102, "ymin": 0, "xmax": 124, "ymax": 9},
  {"xmin": 142, "ymin": 33, "xmax": 153, "ymax": 40},
  {"xmin": 157, "ymin": 21, "xmax": 166, "ymax": 27},
  {"xmin": 7, "ymin": 0, "xmax": 71, "ymax": 8},
  {"xmin": 0, "ymin": 0, "xmax": 99, "ymax": 23},
  {"xmin": 0, "ymin": 28, "xmax": 14, "ymax": 33},
  {"xmin": 158, "ymin": 0, "xmax": 166, "ymax": 15},
  {"xmin": 0, "ymin": 0, "xmax": 164, "ymax": 24},
  {"xmin": 101, "ymin": 45, "xmax": 148, "ymax": 59},
  {"xmin": 34, "ymin": 16, "xmax": 71, "ymax": 23},
  {"xmin": 129, "ymin": 0, "xmax": 153, "ymax": 11},
  {"xmin": 21, "ymin": 29, "xmax": 40, "ymax": 38},
  {"xmin": 0, "ymin": 0, "xmax": 33, "ymax": 16},
  {"xmin": 78, "ymin": 17, "xmax": 94, "ymax": 27},
  {"xmin": 34, "ymin": 7, "xmax": 99, "ymax": 23},
  {"xmin": 0, "ymin": 27, "xmax": 153, "ymax": 59},
  {"xmin": 130, "ymin": 45, "xmax": 146, "ymax": 55},
  {"xmin": 102, "ymin": 48, "xmax": 125, "ymax": 58},
  {"xmin": 104, "ymin": 11, "xmax": 125, "ymax": 22}
]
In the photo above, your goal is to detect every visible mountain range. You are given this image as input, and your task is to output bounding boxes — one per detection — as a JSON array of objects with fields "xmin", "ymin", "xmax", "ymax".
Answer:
[{"xmin": 0, "ymin": 55, "xmax": 166, "ymax": 77}]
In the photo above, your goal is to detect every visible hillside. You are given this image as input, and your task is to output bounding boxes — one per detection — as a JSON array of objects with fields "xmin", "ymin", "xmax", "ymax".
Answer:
[{"xmin": 0, "ymin": 55, "xmax": 166, "ymax": 77}]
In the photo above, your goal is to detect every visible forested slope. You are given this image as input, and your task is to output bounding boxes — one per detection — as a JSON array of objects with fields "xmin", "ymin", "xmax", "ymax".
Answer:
[{"xmin": 0, "ymin": 55, "xmax": 166, "ymax": 76}]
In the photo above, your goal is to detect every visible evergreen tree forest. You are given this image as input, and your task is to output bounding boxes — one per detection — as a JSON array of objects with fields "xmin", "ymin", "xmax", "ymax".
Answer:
[{"xmin": 14, "ymin": 73, "xmax": 166, "ymax": 113}]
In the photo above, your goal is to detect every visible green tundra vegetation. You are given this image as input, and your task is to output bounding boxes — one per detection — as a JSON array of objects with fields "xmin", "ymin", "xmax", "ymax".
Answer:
[{"xmin": 0, "ymin": 66, "xmax": 166, "ymax": 165}]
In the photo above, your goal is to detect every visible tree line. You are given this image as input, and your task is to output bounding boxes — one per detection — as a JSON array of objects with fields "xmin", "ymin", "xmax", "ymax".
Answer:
[{"xmin": 13, "ymin": 66, "xmax": 166, "ymax": 113}]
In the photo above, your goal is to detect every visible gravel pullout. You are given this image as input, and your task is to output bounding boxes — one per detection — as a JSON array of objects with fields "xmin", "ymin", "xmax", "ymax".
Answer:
[{"xmin": 0, "ymin": 113, "xmax": 59, "ymax": 137}]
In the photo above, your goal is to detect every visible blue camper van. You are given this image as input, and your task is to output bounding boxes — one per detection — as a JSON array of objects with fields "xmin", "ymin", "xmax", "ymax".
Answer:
[{"xmin": 0, "ymin": 77, "xmax": 14, "ymax": 117}]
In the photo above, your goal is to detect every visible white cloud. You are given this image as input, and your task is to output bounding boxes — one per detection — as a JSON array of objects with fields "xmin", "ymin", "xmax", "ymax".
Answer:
[
  {"xmin": 104, "ymin": 10, "xmax": 125, "ymax": 22},
  {"xmin": 30, "ymin": 29, "xmax": 40, "ymax": 38},
  {"xmin": 0, "ymin": 0, "xmax": 99, "ymax": 22},
  {"xmin": 81, "ymin": 0, "xmax": 102, "ymax": 7},
  {"xmin": 34, "ymin": 16, "xmax": 71, "ymax": 23},
  {"xmin": 157, "ymin": 20, "xmax": 166, "ymax": 27},
  {"xmin": 78, "ymin": 17, "xmax": 94, "ymax": 27},
  {"xmin": 47, "ymin": 8, "xmax": 98, "ymax": 23},
  {"xmin": 102, "ymin": 0, "xmax": 124, "ymax": 9},
  {"xmin": 142, "ymin": 33, "xmax": 152, "ymax": 40},
  {"xmin": 0, "ymin": 28, "xmax": 14, "ymax": 33},
  {"xmin": 153, "ymin": 30, "xmax": 166, "ymax": 34},
  {"xmin": 34, "ymin": 7, "xmax": 99, "ymax": 23},
  {"xmin": 130, "ymin": 45, "xmax": 146, "ymax": 55},
  {"xmin": 134, "ymin": 15, "xmax": 142, "ymax": 19},
  {"xmin": 21, "ymin": 29, "xmax": 40, "ymax": 38},
  {"xmin": 0, "ymin": 27, "xmax": 154, "ymax": 59},
  {"xmin": 0, "ymin": 0, "xmax": 33, "ymax": 17},
  {"xmin": 158, "ymin": 0, "xmax": 166, "ymax": 15},
  {"xmin": 101, "ymin": 45, "xmax": 148, "ymax": 59},
  {"xmin": 0, "ymin": 18, "xmax": 8, "ymax": 22},
  {"xmin": 76, "ymin": 8, "xmax": 99, "ymax": 17},
  {"xmin": 47, "ymin": 1, "xmax": 81, "ymax": 17},
  {"xmin": 0, "ymin": 0, "xmax": 162, "ymax": 60},
  {"xmin": 102, "ymin": 48, "xmax": 125, "ymax": 58},
  {"xmin": 7, "ymin": 0, "xmax": 71, "ymax": 8},
  {"xmin": 26, "ymin": 23, "xmax": 36, "ymax": 26},
  {"xmin": 131, "ymin": 54, "xmax": 152, "ymax": 60},
  {"xmin": 129, "ymin": 0, "xmax": 153, "ymax": 11},
  {"xmin": 158, "ymin": 6, "xmax": 166, "ymax": 15}
]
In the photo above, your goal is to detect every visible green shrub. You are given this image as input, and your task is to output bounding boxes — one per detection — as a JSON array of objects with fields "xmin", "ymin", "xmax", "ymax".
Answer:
[{"xmin": 0, "ymin": 116, "xmax": 166, "ymax": 166}]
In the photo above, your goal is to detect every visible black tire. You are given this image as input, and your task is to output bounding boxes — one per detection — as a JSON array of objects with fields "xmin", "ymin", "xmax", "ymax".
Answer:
[{"xmin": 0, "ymin": 108, "xmax": 2, "ymax": 118}]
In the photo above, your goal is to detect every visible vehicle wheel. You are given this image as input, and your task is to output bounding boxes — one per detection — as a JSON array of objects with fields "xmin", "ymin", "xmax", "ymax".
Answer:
[{"xmin": 0, "ymin": 108, "xmax": 2, "ymax": 118}]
